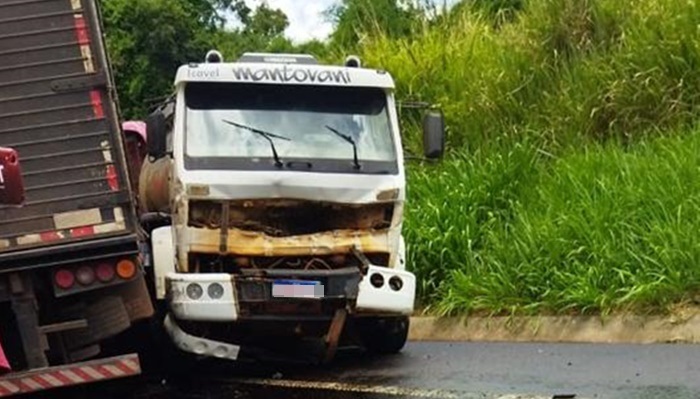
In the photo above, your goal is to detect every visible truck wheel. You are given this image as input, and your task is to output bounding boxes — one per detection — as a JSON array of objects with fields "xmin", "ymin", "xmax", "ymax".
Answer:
[{"xmin": 360, "ymin": 316, "xmax": 409, "ymax": 355}]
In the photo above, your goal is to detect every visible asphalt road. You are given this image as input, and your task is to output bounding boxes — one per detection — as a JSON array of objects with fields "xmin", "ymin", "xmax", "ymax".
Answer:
[{"xmin": 39, "ymin": 341, "xmax": 700, "ymax": 399}]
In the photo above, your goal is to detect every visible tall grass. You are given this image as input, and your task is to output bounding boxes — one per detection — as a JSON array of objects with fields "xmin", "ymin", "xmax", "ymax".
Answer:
[
  {"xmin": 353, "ymin": 0, "xmax": 700, "ymax": 313},
  {"xmin": 362, "ymin": 0, "xmax": 700, "ymax": 151},
  {"xmin": 405, "ymin": 143, "xmax": 539, "ymax": 303},
  {"xmin": 408, "ymin": 131, "xmax": 700, "ymax": 315}
]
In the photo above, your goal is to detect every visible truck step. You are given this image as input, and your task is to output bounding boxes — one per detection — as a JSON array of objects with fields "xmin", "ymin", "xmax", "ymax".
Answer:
[{"xmin": 0, "ymin": 353, "xmax": 140, "ymax": 397}]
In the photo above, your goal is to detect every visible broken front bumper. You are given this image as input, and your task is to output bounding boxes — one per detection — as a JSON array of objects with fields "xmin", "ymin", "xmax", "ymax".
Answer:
[{"xmin": 165, "ymin": 265, "xmax": 416, "ymax": 322}]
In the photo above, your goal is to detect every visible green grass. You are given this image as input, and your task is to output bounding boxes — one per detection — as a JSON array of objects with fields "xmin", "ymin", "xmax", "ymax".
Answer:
[
  {"xmin": 350, "ymin": 0, "xmax": 700, "ymax": 314},
  {"xmin": 406, "ymin": 130, "xmax": 700, "ymax": 315},
  {"xmin": 361, "ymin": 0, "xmax": 700, "ymax": 152}
]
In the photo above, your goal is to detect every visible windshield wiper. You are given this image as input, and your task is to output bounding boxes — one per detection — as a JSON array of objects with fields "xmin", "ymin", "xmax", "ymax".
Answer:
[
  {"xmin": 325, "ymin": 125, "xmax": 361, "ymax": 170},
  {"xmin": 222, "ymin": 120, "xmax": 290, "ymax": 168}
]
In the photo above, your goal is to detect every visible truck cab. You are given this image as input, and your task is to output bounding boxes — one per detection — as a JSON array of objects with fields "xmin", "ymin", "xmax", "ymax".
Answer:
[{"xmin": 145, "ymin": 52, "xmax": 444, "ymax": 361}]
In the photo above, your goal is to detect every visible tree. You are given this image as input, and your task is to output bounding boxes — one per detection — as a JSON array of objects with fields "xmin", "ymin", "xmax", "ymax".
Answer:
[
  {"xmin": 327, "ymin": 0, "xmax": 421, "ymax": 50},
  {"xmin": 241, "ymin": 2, "xmax": 288, "ymax": 38},
  {"xmin": 101, "ymin": 0, "xmax": 222, "ymax": 118},
  {"xmin": 101, "ymin": 0, "xmax": 292, "ymax": 118},
  {"xmin": 217, "ymin": 1, "xmax": 290, "ymax": 56}
]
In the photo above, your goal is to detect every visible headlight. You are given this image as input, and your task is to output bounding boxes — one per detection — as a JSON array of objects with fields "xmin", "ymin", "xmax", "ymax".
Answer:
[
  {"xmin": 370, "ymin": 273, "xmax": 384, "ymax": 288},
  {"xmin": 207, "ymin": 282, "xmax": 225, "ymax": 299},
  {"xmin": 389, "ymin": 276, "xmax": 403, "ymax": 291},
  {"xmin": 186, "ymin": 283, "xmax": 204, "ymax": 300}
]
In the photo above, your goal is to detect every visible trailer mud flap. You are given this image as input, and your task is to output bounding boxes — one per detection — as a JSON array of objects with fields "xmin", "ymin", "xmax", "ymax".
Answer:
[{"xmin": 0, "ymin": 354, "xmax": 140, "ymax": 397}]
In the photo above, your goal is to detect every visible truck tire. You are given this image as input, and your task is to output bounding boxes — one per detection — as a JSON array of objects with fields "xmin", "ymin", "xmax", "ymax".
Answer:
[{"xmin": 359, "ymin": 316, "xmax": 409, "ymax": 355}]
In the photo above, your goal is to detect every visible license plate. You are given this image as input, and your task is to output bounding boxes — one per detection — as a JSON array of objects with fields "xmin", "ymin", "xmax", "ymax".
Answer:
[{"xmin": 272, "ymin": 279, "xmax": 324, "ymax": 298}]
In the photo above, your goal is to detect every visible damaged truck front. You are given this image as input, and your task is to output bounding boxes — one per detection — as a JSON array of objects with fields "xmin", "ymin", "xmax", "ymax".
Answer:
[{"xmin": 142, "ymin": 52, "xmax": 444, "ymax": 362}]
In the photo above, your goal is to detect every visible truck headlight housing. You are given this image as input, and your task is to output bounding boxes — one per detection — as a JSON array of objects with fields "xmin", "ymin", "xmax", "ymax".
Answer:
[
  {"xmin": 207, "ymin": 282, "xmax": 225, "ymax": 299},
  {"xmin": 186, "ymin": 283, "xmax": 204, "ymax": 300}
]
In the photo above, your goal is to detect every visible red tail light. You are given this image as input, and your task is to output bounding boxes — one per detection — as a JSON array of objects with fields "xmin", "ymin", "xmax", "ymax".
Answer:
[
  {"xmin": 53, "ymin": 258, "xmax": 138, "ymax": 295},
  {"xmin": 54, "ymin": 269, "xmax": 75, "ymax": 289},
  {"xmin": 96, "ymin": 262, "xmax": 115, "ymax": 282}
]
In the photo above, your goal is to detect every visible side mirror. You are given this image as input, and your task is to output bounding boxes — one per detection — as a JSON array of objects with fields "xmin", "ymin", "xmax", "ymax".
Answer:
[
  {"xmin": 422, "ymin": 111, "xmax": 445, "ymax": 159},
  {"xmin": 146, "ymin": 112, "xmax": 167, "ymax": 159},
  {"xmin": 0, "ymin": 147, "xmax": 25, "ymax": 205}
]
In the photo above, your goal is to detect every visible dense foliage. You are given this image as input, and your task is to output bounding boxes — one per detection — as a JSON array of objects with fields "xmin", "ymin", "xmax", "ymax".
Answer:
[
  {"xmin": 376, "ymin": 0, "xmax": 700, "ymax": 314},
  {"xmin": 101, "ymin": 0, "xmax": 291, "ymax": 117}
]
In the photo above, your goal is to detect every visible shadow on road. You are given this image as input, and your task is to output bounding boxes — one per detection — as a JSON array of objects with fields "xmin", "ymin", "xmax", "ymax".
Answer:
[{"xmin": 23, "ymin": 347, "xmax": 420, "ymax": 399}]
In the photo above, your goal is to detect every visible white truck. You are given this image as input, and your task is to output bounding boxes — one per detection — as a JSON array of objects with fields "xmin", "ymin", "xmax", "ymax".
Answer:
[{"xmin": 140, "ymin": 52, "xmax": 444, "ymax": 362}]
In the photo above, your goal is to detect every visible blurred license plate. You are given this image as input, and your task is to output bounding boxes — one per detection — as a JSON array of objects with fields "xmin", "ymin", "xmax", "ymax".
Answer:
[{"xmin": 272, "ymin": 280, "xmax": 324, "ymax": 298}]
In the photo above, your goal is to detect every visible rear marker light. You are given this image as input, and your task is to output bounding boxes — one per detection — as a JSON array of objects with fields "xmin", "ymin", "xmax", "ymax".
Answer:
[
  {"xmin": 55, "ymin": 269, "xmax": 75, "ymax": 289},
  {"xmin": 370, "ymin": 273, "xmax": 384, "ymax": 288},
  {"xmin": 116, "ymin": 259, "xmax": 136, "ymax": 279},
  {"xmin": 96, "ymin": 263, "xmax": 115, "ymax": 282},
  {"xmin": 76, "ymin": 266, "xmax": 95, "ymax": 285}
]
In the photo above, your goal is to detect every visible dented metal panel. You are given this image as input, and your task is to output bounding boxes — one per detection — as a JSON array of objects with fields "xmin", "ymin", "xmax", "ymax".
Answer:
[
  {"xmin": 190, "ymin": 226, "xmax": 392, "ymax": 255},
  {"xmin": 170, "ymin": 172, "xmax": 407, "ymax": 272},
  {"xmin": 188, "ymin": 199, "xmax": 394, "ymax": 236}
]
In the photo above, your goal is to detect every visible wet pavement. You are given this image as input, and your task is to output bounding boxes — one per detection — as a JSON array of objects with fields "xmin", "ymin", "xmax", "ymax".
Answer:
[{"xmin": 33, "ymin": 341, "xmax": 700, "ymax": 399}]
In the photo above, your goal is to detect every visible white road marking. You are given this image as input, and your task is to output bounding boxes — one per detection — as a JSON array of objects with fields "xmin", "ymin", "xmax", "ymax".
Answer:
[
  {"xmin": 495, "ymin": 396, "xmax": 579, "ymax": 399},
  {"xmin": 228, "ymin": 378, "xmax": 458, "ymax": 398},
  {"xmin": 226, "ymin": 377, "xmax": 589, "ymax": 399}
]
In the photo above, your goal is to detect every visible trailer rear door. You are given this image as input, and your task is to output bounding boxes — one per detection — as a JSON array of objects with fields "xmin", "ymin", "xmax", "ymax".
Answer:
[{"xmin": 0, "ymin": 0, "xmax": 136, "ymax": 261}]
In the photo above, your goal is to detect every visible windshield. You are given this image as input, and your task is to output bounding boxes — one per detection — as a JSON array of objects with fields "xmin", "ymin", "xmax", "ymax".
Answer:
[{"xmin": 184, "ymin": 82, "xmax": 397, "ymax": 174}]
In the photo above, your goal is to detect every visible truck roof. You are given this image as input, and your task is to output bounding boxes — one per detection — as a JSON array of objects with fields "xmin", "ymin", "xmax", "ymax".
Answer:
[{"xmin": 174, "ymin": 61, "xmax": 396, "ymax": 89}]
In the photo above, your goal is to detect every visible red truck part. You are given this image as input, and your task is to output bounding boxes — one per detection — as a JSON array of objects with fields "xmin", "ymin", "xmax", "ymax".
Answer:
[
  {"xmin": 122, "ymin": 121, "xmax": 147, "ymax": 195},
  {"xmin": 0, "ymin": 148, "xmax": 24, "ymax": 206},
  {"xmin": 0, "ymin": 336, "xmax": 9, "ymax": 375}
]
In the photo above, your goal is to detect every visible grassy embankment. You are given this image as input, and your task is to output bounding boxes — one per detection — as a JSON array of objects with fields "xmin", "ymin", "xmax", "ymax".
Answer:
[{"xmin": 359, "ymin": 0, "xmax": 700, "ymax": 315}]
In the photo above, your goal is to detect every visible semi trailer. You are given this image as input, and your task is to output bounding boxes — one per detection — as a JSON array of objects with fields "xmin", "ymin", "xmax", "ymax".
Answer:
[{"xmin": 0, "ymin": 0, "xmax": 153, "ymax": 395}]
